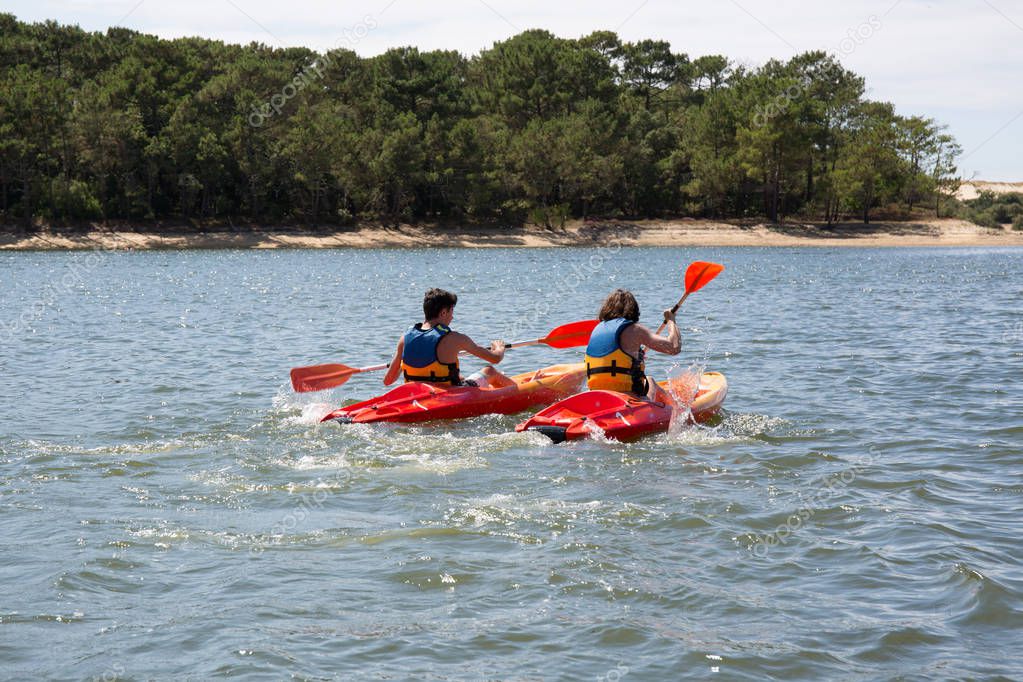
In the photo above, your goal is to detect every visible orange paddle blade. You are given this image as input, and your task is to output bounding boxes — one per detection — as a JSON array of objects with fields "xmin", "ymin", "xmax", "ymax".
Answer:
[
  {"xmin": 290, "ymin": 363, "xmax": 359, "ymax": 393},
  {"xmin": 542, "ymin": 319, "xmax": 600, "ymax": 348},
  {"xmin": 685, "ymin": 261, "xmax": 724, "ymax": 294}
]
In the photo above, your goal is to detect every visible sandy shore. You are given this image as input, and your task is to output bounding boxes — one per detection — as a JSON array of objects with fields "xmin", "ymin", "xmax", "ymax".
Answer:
[{"xmin": 2, "ymin": 218, "xmax": 1021, "ymax": 250}]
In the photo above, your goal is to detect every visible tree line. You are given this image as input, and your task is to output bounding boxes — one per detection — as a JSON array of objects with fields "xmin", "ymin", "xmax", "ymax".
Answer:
[{"xmin": 0, "ymin": 15, "xmax": 963, "ymax": 229}]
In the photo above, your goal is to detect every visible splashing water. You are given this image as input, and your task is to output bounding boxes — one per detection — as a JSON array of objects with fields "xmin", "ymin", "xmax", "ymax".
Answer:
[{"xmin": 664, "ymin": 359, "xmax": 706, "ymax": 433}]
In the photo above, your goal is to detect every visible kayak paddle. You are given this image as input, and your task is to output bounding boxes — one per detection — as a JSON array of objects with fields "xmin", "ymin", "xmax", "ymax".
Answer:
[
  {"xmin": 290, "ymin": 319, "xmax": 600, "ymax": 392},
  {"xmin": 290, "ymin": 362, "xmax": 389, "ymax": 393},
  {"xmin": 505, "ymin": 318, "xmax": 599, "ymax": 349},
  {"xmin": 656, "ymin": 261, "xmax": 724, "ymax": 334}
]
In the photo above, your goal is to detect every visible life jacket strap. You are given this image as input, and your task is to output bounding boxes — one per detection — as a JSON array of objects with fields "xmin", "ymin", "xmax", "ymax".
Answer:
[
  {"xmin": 586, "ymin": 359, "xmax": 643, "ymax": 378},
  {"xmin": 585, "ymin": 360, "xmax": 646, "ymax": 394},
  {"xmin": 403, "ymin": 362, "xmax": 459, "ymax": 384}
]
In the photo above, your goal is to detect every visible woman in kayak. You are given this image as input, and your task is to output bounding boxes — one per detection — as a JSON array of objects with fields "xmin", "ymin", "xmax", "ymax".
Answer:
[
  {"xmin": 383, "ymin": 288, "xmax": 511, "ymax": 388},
  {"xmin": 585, "ymin": 289, "xmax": 680, "ymax": 398}
]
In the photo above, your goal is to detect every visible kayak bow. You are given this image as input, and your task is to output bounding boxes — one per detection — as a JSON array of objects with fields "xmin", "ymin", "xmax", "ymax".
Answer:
[{"xmin": 515, "ymin": 372, "xmax": 727, "ymax": 443}]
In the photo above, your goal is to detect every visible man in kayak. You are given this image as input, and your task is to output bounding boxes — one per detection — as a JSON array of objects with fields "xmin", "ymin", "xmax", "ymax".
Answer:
[
  {"xmin": 383, "ymin": 288, "xmax": 511, "ymax": 388},
  {"xmin": 585, "ymin": 289, "xmax": 680, "ymax": 398}
]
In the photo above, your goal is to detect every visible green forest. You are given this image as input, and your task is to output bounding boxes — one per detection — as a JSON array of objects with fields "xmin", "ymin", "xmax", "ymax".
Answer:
[{"xmin": 1, "ymin": 14, "xmax": 965, "ymax": 229}]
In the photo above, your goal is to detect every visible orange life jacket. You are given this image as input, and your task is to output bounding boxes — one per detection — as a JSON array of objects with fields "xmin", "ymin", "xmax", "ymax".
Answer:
[{"xmin": 584, "ymin": 318, "xmax": 646, "ymax": 394}]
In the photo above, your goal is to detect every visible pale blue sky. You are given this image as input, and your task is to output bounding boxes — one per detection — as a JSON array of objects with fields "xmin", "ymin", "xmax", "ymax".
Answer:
[{"xmin": 7, "ymin": 0, "xmax": 1022, "ymax": 180}]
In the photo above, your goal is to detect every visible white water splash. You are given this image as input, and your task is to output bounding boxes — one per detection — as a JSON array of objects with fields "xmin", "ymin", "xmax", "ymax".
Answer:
[
  {"xmin": 665, "ymin": 360, "xmax": 706, "ymax": 435},
  {"xmin": 271, "ymin": 384, "xmax": 338, "ymax": 425}
]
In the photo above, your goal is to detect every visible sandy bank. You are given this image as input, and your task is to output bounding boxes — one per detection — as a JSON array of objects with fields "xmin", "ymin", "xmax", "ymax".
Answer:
[
  {"xmin": 955, "ymin": 181, "xmax": 1023, "ymax": 201},
  {"xmin": 1, "ymin": 218, "xmax": 1021, "ymax": 251}
]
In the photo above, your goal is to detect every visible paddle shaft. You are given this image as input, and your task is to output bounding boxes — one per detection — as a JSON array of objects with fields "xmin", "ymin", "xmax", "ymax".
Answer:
[
  {"xmin": 655, "ymin": 292, "xmax": 690, "ymax": 335},
  {"xmin": 310, "ymin": 334, "xmax": 573, "ymax": 381},
  {"xmin": 356, "ymin": 363, "xmax": 389, "ymax": 373},
  {"xmin": 349, "ymin": 334, "xmax": 574, "ymax": 377},
  {"xmin": 504, "ymin": 328, "xmax": 585, "ymax": 349},
  {"xmin": 292, "ymin": 319, "xmax": 597, "ymax": 392},
  {"xmin": 307, "ymin": 363, "xmax": 388, "ymax": 381},
  {"xmin": 652, "ymin": 262, "xmax": 723, "ymax": 335}
]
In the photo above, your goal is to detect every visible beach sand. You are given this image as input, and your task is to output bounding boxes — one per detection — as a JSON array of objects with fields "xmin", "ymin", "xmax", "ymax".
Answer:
[{"xmin": 1, "ymin": 218, "xmax": 1021, "ymax": 251}]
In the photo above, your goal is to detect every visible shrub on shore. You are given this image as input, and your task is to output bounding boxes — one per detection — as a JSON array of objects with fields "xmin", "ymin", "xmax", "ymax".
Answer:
[{"xmin": 958, "ymin": 192, "xmax": 1023, "ymax": 229}]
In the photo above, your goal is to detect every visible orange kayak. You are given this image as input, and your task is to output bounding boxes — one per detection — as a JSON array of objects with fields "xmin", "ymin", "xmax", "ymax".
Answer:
[
  {"xmin": 321, "ymin": 363, "xmax": 586, "ymax": 424},
  {"xmin": 515, "ymin": 372, "xmax": 727, "ymax": 443}
]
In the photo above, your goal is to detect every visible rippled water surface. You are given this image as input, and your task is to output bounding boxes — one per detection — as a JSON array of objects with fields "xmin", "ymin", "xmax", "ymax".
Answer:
[{"xmin": 2, "ymin": 246, "xmax": 1022, "ymax": 680}]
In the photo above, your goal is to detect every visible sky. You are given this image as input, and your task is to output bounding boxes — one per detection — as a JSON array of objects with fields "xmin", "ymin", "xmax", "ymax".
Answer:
[{"xmin": 7, "ymin": 0, "xmax": 1023, "ymax": 181}]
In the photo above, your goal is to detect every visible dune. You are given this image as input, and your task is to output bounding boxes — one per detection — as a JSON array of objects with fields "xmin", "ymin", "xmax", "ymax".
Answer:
[{"xmin": 955, "ymin": 180, "xmax": 1023, "ymax": 201}]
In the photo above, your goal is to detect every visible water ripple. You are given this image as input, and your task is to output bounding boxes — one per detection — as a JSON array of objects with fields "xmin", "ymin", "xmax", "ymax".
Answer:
[{"xmin": 1, "ymin": 247, "xmax": 1021, "ymax": 679}]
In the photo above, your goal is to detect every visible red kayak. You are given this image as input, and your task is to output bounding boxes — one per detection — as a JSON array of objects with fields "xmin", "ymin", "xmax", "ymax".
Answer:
[
  {"xmin": 321, "ymin": 364, "xmax": 586, "ymax": 424},
  {"xmin": 515, "ymin": 372, "xmax": 727, "ymax": 443}
]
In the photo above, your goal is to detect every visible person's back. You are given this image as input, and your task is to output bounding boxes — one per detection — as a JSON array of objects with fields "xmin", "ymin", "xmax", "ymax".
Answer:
[
  {"xmin": 584, "ymin": 289, "xmax": 681, "ymax": 398},
  {"xmin": 401, "ymin": 321, "xmax": 460, "ymax": 384},
  {"xmin": 384, "ymin": 288, "xmax": 509, "ymax": 388},
  {"xmin": 585, "ymin": 317, "xmax": 648, "ymax": 395}
]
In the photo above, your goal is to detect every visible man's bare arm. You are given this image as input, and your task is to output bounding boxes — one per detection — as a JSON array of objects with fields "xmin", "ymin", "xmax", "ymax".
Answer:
[
  {"xmin": 383, "ymin": 338, "xmax": 404, "ymax": 385},
  {"xmin": 449, "ymin": 332, "xmax": 506, "ymax": 364}
]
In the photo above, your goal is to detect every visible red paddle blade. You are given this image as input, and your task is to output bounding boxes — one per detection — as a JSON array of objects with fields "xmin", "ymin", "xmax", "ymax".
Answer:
[
  {"xmin": 542, "ymin": 319, "xmax": 600, "ymax": 348},
  {"xmin": 290, "ymin": 363, "xmax": 357, "ymax": 392},
  {"xmin": 685, "ymin": 261, "xmax": 724, "ymax": 294}
]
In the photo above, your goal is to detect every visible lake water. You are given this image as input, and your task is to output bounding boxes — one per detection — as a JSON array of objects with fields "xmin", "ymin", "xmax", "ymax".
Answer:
[{"xmin": 1, "ymin": 246, "xmax": 1021, "ymax": 680}]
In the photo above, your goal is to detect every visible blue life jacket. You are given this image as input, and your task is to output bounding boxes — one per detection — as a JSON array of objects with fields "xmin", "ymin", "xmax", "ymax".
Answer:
[
  {"xmin": 584, "ymin": 318, "xmax": 646, "ymax": 394},
  {"xmin": 402, "ymin": 323, "xmax": 459, "ymax": 384}
]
